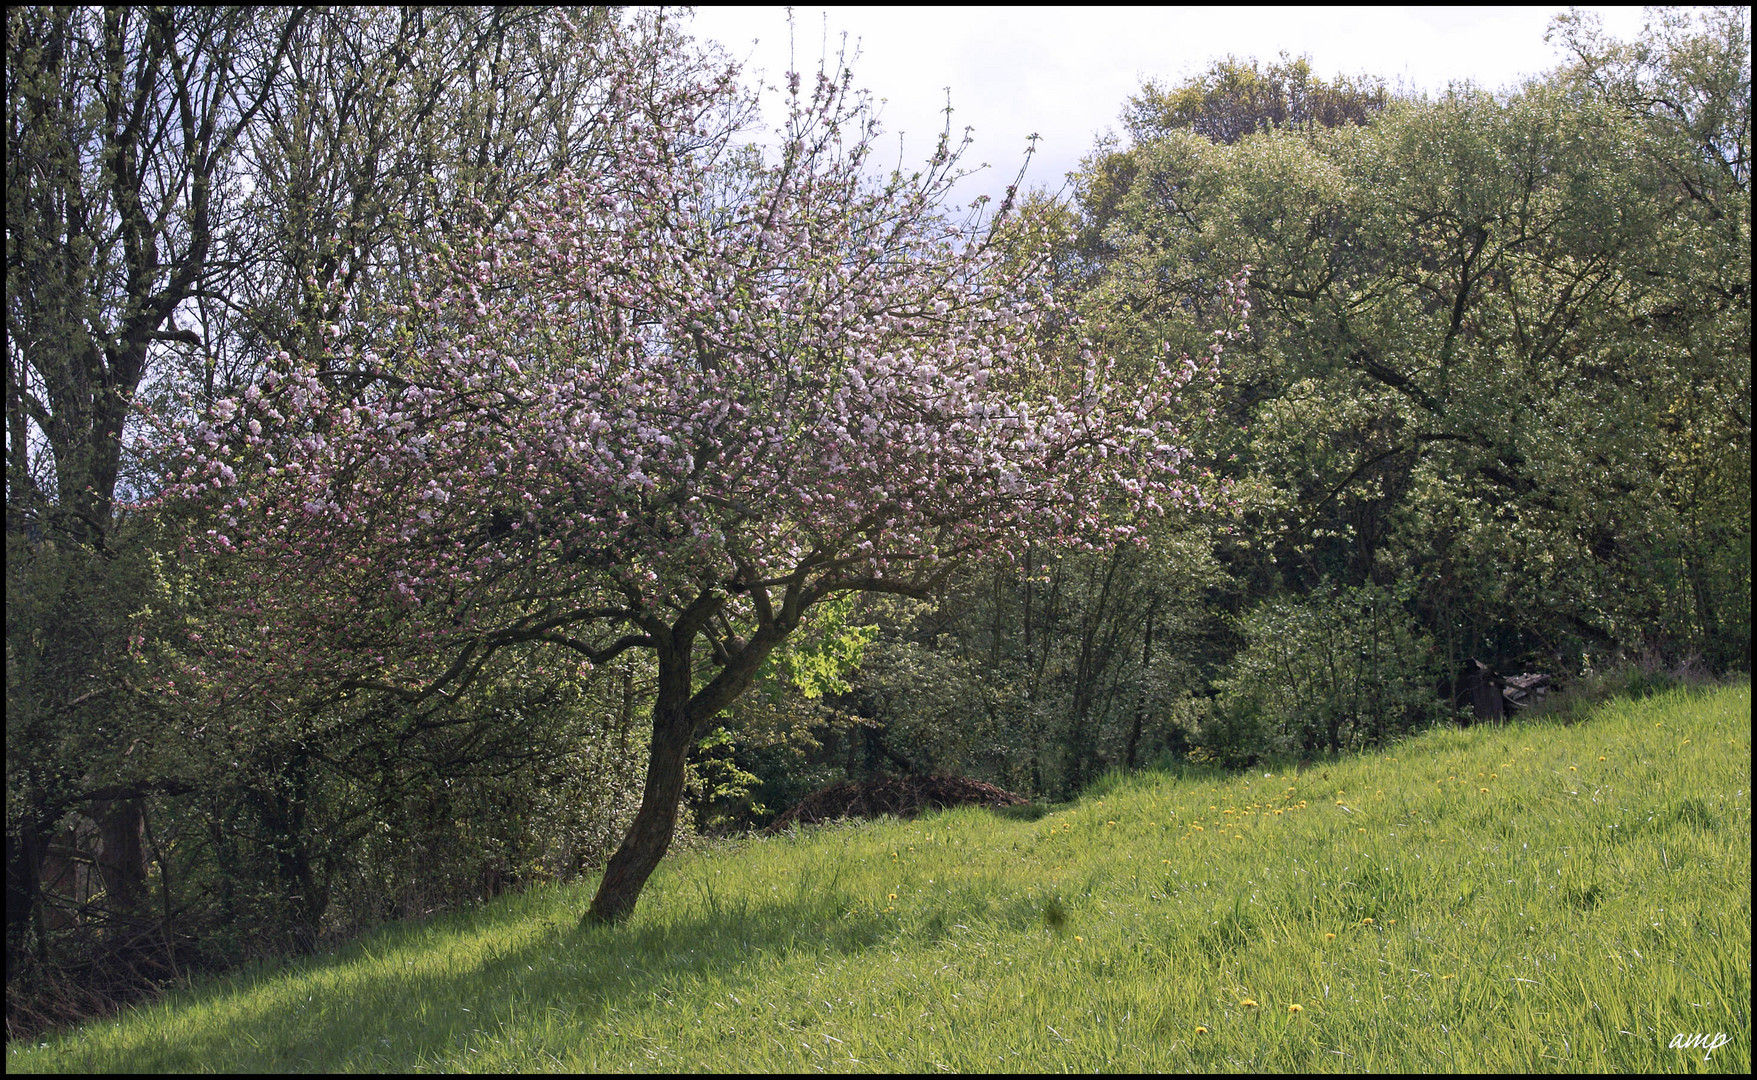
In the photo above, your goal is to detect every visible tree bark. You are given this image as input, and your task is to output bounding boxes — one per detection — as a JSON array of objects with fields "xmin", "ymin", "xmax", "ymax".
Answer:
[
  {"xmin": 581, "ymin": 582, "xmax": 800, "ymax": 926},
  {"xmin": 94, "ymin": 797, "xmax": 148, "ymax": 914},
  {"xmin": 581, "ymin": 691, "xmax": 694, "ymax": 926}
]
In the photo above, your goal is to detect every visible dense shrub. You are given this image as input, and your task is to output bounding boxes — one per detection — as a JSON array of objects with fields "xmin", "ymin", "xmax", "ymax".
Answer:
[{"xmin": 1204, "ymin": 581, "xmax": 1444, "ymax": 764}]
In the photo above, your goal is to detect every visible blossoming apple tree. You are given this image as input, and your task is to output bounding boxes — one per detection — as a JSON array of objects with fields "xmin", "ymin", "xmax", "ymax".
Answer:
[{"xmin": 160, "ymin": 34, "xmax": 1247, "ymax": 924}]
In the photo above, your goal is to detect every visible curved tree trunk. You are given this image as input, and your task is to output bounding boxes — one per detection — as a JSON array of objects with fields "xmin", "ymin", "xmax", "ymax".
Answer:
[
  {"xmin": 580, "ymin": 590, "xmax": 800, "ymax": 926},
  {"xmin": 581, "ymin": 697, "xmax": 694, "ymax": 926}
]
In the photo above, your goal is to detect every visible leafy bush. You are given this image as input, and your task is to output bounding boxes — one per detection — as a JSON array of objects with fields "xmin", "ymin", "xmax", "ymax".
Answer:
[{"xmin": 1205, "ymin": 581, "xmax": 1444, "ymax": 764}]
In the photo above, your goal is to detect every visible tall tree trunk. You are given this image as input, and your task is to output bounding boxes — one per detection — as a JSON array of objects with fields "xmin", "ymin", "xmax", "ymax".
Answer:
[
  {"xmin": 582, "ymin": 696, "xmax": 694, "ymax": 925},
  {"xmin": 581, "ymin": 588, "xmax": 796, "ymax": 926},
  {"xmin": 583, "ymin": 633, "xmax": 702, "ymax": 927},
  {"xmin": 1126, "ymin": 597, "xmax": 1156, "ymax": 770},
  {"xmin": 94, "ymin": 797, "xmax": 148, "ymax": 914}
]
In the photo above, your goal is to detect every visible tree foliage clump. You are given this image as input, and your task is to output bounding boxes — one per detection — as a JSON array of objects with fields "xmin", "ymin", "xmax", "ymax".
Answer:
[
  {"xmin": 1125, "ymin": 51, "xmax": 1390, "ymax": 146},
  {"xmin": 1068, "ymin": 7, "xmax": 1750, "ymax": 686},
  {"xmin": 1205, "ymin": 582, "xmax": 1443, "ymax": 766}
]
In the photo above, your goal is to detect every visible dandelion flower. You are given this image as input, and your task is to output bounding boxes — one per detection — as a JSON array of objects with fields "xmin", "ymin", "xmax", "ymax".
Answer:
[
  {"xmin": 1568, "ymin": 766, "xmax": 1577, "ymax": 772},
  {"xmin": 1441, "ymin": 974, "xmax": 1455, "ymax": 981},
  {"xmin": 1288, "ymin": 1004, "xmax": 1303, "ymax": 1013},
  {"xmin": 1361, "ymin": 917, "xmax": 1374, "ymax": 924},
  {"xmin": 1240, "ymin": 999, "xmax": 1259, "ymax": 1008},
  {"xmin": 1480, "ymin": 787, "xmax": 1489, "ymax": 793},
  {"xmin": 1195, "ymin": 1026, "xmax": 1208, "ymax": 1034},
  {"xmin": 1074, "ymin": 936, "xmax": 1083, "ymax": 942},
  {"xmin": 1325, "ymin": 933, "xmax": 1336, "ymax": 940},
  {"xmin": 888, "ymin": 893, "xmax": 897, "ymax": 900},
  {"xmin": 1598, "ymin": 756, "xmax": 1606, "ymax": 761}
]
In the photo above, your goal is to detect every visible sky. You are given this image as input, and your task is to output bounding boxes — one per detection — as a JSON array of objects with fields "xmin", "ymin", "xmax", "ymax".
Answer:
[{"xmin": 681, "ymin": 5, "xmax": 1655, "ymax": 210}]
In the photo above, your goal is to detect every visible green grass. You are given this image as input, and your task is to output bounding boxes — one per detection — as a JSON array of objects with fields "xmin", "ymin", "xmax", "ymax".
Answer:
[{"xmin": 8, "ymin": 683, "xmax": 1749, "ymax": 1072}]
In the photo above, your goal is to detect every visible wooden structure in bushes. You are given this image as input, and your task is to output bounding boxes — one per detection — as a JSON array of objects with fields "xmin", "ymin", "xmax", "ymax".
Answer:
[{"xmin": 1456, "ymin": 658, "xmax": 1552, "ymax": 723}]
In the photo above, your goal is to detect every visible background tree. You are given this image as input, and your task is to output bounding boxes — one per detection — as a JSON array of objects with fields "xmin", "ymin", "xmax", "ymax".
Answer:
[
  {"xmin": 7, "ymin": 4, "xmax": 302, "ymax": 989},
  {"xmin": 1066, "ymin": 8, "xmax": 1749, "ymax": 746},
  {"xmin": 4, "ymin": 3, "xmax": 660, "ymax": 1032},
  {"xmin": 1125, "ymin": 51, "xmax": 1390, "ymax": 147}
]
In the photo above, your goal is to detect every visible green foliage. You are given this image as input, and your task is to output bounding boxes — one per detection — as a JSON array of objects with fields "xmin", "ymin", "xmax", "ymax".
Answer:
[
  {"xmin": 684, "ymin": 727, "xmax": 767, "ymax": 832},
  {"xmin": 1125, "ymin": 51, "xmax": 1390, "ymax": 146},
  {"xmin": 757, "ymin": 594, "xmax": 876, "ymax": 702},
  {"xmin": 1206, "ymin": 582, "xmax": 1443, "ymax": 765},
  {"xmin": 1073, "ymin": 10, "xmax": 1750, "ymax": 690}
]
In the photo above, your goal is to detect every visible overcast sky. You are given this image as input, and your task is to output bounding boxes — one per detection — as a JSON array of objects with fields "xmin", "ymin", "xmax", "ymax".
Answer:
[{"xmin": 681, "ymin": 5, "xmax": 1654, "ymax": 210}]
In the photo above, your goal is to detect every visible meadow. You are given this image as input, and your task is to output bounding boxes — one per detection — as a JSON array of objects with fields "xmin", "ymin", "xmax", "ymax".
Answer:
[{"xmin": 7, "ymin": 682, "xmax": 1749, "ymax": 1073}]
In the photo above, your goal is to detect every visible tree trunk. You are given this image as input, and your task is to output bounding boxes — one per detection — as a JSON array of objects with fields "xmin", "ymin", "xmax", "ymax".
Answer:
[
  {"xmin": 579, "ymin": 589, "xmax": 796, "ymax": 926},
  {"xmin": 583, "ymin": 642, "xmax": 697, "ymax": 926},
  {"xmin": 582, "ymin": 703, "xmax": 693, "ymax": 925},
  {"xmin": 94, "ymin": 797, "xmax": 148, "ymax": 914}
]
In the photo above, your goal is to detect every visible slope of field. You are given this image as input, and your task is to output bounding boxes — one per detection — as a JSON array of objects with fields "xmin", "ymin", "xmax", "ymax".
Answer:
[{"xmin": 8, "ymin": 683, "xmax": 1749, "ymax": 1073}]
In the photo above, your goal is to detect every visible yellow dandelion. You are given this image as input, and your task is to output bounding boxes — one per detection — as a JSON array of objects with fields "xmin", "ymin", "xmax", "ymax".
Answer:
[
  {"xmin": 888, "ymin": 893, "xmax": 898, "ymax": 900},
  {"xmin": 1441, "ymin": 974, "xmax": 1455, "ymax": 981},
  {"xmin": 1107, "ymin": 820, "xmax": 1116, "ymax": 826},
  {"xmin": 1387, "ymin": 919, "xmax": 1396, "ymax": 925},
  {"xmin": 1288, "ymin": 1003, "xmax": 1303, "ymax": 1014},
  {"xmin": 1074, "ymin": 935, "xmax": 1084, "ymax": 942},
  {"xmin": 1195, "ymin": 1026, "xmax": 1208, "ymax": 1034},
  {"xmin": 1568, "ymin": 766, "xmax": 1577, "ymax": 772},
  {"xmin": 1325, "ymin": 932, "xmax": 1336, "ymax": 940},
  {"xmin": 1489, "ymin": 773, "xmax": 1498, "ymax": 780},
  {"xmin": 1361, "ymin": 917, "xmax": 1374, "ymax": 924},
  {"xmin": 1598, "ymin": 756, "xmax": 1607, "ymax": 761},
  {"xmin": 1480, "ymin": 787, "xmax": 1489, "ymax": 793},
  {"xmin": 1240, "ymin": 999, "xmax": 1259, "ymax": 1008}
]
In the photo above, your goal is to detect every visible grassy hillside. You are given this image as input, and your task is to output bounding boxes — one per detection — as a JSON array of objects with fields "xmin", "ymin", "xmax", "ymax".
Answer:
[{"xmin": 8, "ymin": 683, "xmax": 1749, "ymax": 1073}]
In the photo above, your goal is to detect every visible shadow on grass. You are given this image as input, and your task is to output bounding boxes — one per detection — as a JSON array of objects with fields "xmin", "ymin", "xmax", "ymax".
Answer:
[{"xmin": 82, "ymin": 874, "xmax": 964, "ymax": 1072}]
